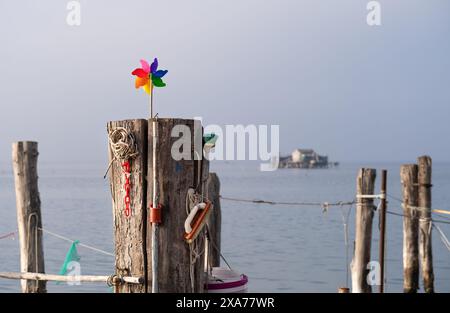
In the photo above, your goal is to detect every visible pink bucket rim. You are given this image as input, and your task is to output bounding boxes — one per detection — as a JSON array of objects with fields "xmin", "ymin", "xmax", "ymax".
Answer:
[{"xmin": 207, "ymin": 274, "xmax": 248, "ymax": 290}]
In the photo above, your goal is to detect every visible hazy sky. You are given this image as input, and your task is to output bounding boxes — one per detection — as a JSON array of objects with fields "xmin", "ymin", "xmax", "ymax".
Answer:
[{"xmin": 1, "ymin": 0, "xmax": 449, "ymax": 165}]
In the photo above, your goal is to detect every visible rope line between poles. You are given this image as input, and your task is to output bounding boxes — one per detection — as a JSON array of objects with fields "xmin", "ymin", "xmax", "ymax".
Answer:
[
  {"xmin": 39, "ymin": 228, "xmax": 114, "ymax": 256},
  {"xmin": 220, "ymin": 195, "xmax": 355, "ymax": 209}
]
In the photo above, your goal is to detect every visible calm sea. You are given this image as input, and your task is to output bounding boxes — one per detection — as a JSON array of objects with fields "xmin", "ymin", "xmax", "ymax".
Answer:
[{"xmin": 1, "ymin": 161, "xmax": 449, "ymax": 293}]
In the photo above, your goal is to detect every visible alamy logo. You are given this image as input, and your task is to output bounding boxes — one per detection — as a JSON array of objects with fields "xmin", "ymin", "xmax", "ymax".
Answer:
[
  {"xmin": 366, "ymin": 261, "xmax": 381, "ymax": 286},
  {"xmin": 65, "ymin": 261, "xmax": 81, "ymax": 286},
  {"xmin": 366, "ymin": 1, "xmax": 381, "ymax": 26},
  {"xmin": 66, "ymin": 1, "xmax": 81, "ymax": 26},
  {"xmin": 170, "ymin": 119, "xmax": 280, "ymax": 172}
]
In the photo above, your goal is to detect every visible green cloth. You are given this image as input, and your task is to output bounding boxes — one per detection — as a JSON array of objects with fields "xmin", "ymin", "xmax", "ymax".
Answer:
[
  {"xmin": 57, "ymin": 241, "xmax": 81, "ymax": 283},
  {"xmin": 203, "ymin": 133, "xmax": 218, "ymax": 147}
]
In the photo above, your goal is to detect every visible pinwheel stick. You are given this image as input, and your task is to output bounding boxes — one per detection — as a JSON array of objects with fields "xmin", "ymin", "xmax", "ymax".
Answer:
[{"xmin": 150, "ymin": 88, "xmax": 154, "ymax": 118}]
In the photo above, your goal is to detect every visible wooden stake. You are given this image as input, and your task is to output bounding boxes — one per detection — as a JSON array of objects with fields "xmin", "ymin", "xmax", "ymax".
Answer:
[
  {"xmin": 12, "ymin": 141, "xmax": 46, "ymax": 293},
  {"xmin": 147, "ymin": 118, "xmax": 207, "ymax": 293},
  {"xmin": 418, "ymin": 156, "xmax": 434, "ymax": 293},
  {"xmin": 351, "ymin": 168, "xmax": 376, "ymax": 293},
  {"xmin": 206, "ymin": 173, "xmax": 222, "ymax": 268},
  {"xmin": 378, "ymin": 170, "xmax": 387, "ymax": 293},
  {"xmin": 400, "ymin": 164, "xmax": 419, "ymax": 293},
  {"xmin": 107, "ymin": 120, "xmax": 148, "ymax": 293}
]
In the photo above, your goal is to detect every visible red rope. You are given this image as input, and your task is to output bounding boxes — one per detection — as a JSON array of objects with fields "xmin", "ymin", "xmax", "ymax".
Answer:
[
  {"xmin": 122, "ymin": 161, "xmax": 132, "ymax": 217},
  {"xmin": 0, "ymin": 231, "xmax": 16, "ymax": 240}
]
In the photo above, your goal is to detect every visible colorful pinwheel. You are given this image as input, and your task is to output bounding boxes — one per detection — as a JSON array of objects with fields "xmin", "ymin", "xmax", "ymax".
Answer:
[
  {"xmin": 132, "ymin": 58, "xmax": 168, "ymax": 94},
  {"xmin": 131, "ymin": 58, "xmax": 168, "ymax": 117}
]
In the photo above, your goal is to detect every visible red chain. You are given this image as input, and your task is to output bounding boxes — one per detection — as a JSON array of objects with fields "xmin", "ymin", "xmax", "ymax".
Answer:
[{"xmin": 122, "ymin": 161, "xmax": 131, "ymax": 217}]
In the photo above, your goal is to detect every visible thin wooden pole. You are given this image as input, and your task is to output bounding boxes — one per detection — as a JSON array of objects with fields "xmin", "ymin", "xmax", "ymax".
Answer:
[
  {"xmin": 400, "ymin": 164, "xmax": 419, "ymax": 293},
  {"xmin": 206, "ymin": 173, "xmax": 222, "ymax": 268},
  {"xmin": 351, "ymin": 168, "xmax": 376, "ymax": 293},
  {"xmin": 418, "ymin": 156, "xmax": 434, "ymax": 293},
  {"xmin": 12, "ymin": 141, "xmax": 46, "ymax": 293},
  {"xmin": 107, "ymin": 120, "xmax": 148, "ymax": 293},
  {"xmin": 0, "ymin": 272, "xmax": 143, "ymax": 284},
  {"xmin": 378, "ymin": 170, "xmax": 387, "ymax": 293}
]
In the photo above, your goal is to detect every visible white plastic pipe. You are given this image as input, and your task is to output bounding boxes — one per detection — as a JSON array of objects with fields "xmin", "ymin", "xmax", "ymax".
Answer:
[{"xmin": 152, "ymin": 120, "xmax": 159, "ymax": 293}]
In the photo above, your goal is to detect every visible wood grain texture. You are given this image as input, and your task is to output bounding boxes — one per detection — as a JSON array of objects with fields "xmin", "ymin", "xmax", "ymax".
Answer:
[
  {"xmin": 107, "ymin": 119, "xmax": 148, "ymax": 293},
  {"xmin": 206, "ymin": 173, "xmax": 221, "ymax": 267},
  {"xmin": 401, "ymin": 164, "xmax": 419, "ymax": 293},
  {"xmin": 351, "ymin": 168, "xmax": 376, "ymax": 293},
  {"xmin": 147, "ymin": 118, "xmax": 206, "ymax": 293},
  {"xmin": 417, "ymin": 156, "xmax": 434, "ymax": 293},
  {"xmin": 12, "ymin": 141, "xmax": 46, "ymax": 293}
]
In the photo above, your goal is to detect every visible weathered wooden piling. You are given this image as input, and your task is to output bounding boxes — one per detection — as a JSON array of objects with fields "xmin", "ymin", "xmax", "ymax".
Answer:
[
  {"xmin": 351, "ymin": 168, "xmax": 376, "ymax": 293},
  {"xmin": 12, "ymin": 141, "xmax": 46, "ymax": 293},
  {"xmin": 107, "ymin": 120, "xmax": 148, "ymax": 293},
  {"xmin": 206, "ymin": 173, "xmax": 222, "ymax": 267},
  {"xmin": 417, "ymin": 156, "xmax": 434, "ymax": 293},
  {"xmin": 400, "ymin": 164, "xmax": 419, "ymax": 293},
  {"xmin": 147, "ymin": 118, "xmax": 207, "ymax": 293}
]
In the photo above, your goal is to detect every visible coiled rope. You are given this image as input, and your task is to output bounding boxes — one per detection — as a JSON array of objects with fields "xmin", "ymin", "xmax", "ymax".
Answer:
[
  {"xmin": 104, "ymin": 127, "xmax": 139, "ymax": 178},
  {"xmin": 185, "ymin": 188, "xmax": 205, "ymax": 293}
]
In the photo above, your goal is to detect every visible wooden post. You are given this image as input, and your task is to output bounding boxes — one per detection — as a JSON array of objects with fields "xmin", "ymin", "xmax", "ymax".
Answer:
[
  {"xmin": 12, "ymin": 141, "xmax": 46, "ymax": 293},
  {"xmin": 107, "ymin": 120, "xmax": 148, "ymax": 293},
  {"xmin": 351, "ymin": 168, "xmax": 376, "ymax": 293},
  {"xmin": 147, "ymin": 118, "xmax": 207, "ymax": 293},
  {"xmin": 418, "ymin": 156, "xmax": 434, "ymax": 293},
  {"xmin": 400, "ymin": 164, "xmax": 419, "ymax": 293},
  {"xmin": 206, "ymin": 173, "xmax": 222, "ymax": 267},
  {"xmin": 378, "ymin": 170, "xmax": 387, "ymax": 293}
]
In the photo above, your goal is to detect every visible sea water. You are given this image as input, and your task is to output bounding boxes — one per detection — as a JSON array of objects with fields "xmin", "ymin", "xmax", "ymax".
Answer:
[{"xmin": 0, "ymin": 161, "xmax": 449, "ymax": 293}]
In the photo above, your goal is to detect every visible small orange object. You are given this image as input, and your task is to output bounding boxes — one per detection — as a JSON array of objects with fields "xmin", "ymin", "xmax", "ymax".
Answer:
[
  {"xmin": 184, "ymin": 201, "xmax": 212, "ymax": 243},
  {"xmin": 150, "ymin": 203, "xmax": 162, "ymax": 224}
]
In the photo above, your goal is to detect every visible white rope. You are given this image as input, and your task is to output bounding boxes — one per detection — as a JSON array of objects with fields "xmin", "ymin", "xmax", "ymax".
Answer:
[
  {"xmin": 356, "ymin": 194, "xmax": 386, "ymax": 200},
  {"xmin": 434, "ymin": 224, "xmax": 450, "ymax": 252},
  {"xmin": 220, "ymin": 196, "xmax": 355, "ymax": 208},
  {"xmin": 108, "ymin": 127, "xmax": 139, "ymax": 161},
  {"xmin": 401, "ymin": 204, "xmax": 433, "ymax": 223},
  {"xmin": 104, "ymin": 127, "xmax": 139, "ymax": 178},
  {"xmin": 186, "ymin": 188, "xmax": 205, "ymax": 292},
  {"xmin": 340, "ymin": 203, "xmax": 352, "ymax": 288},
  {"xmin": 39, "ymin": 228, "xmax": 114, "ymax": 257},
  {"xmin": 404, "ymin": 204, "xmax": 431, "ymax": 213}
]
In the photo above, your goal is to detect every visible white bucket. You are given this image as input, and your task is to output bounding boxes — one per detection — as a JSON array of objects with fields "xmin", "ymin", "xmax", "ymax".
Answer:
[{"xmin": 206, "ymin": 267, "xmax": 248, "ymax": 293}]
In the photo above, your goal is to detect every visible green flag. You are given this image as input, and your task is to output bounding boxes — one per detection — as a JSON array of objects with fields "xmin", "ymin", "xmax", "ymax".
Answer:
[
  {"xmin": 57, "ymin": 241, "xmax": 81, "ymax": 284},
  {"xmin": 203, "ymin": 133, "xmax": 218, "ymax": 153}
]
